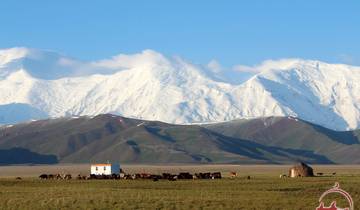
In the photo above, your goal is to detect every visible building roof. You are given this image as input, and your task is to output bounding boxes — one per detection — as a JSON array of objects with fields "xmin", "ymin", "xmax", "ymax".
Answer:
[{"xmin": 91, "ymin": 164, "xmax": 112, "ymax": 166}]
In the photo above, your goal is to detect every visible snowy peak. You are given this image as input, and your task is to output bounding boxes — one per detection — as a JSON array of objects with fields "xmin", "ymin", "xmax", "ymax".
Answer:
[
  {"xmin": 0, "ymin": 47, "xmax": 359, "ymax": 131},
  {"xmin": 252, "ymin": 59, "xmax": 360, "ymax": 130},
  {"xmin": 90, "ymin": 50, "xmax": 217, "ymax": 91}
]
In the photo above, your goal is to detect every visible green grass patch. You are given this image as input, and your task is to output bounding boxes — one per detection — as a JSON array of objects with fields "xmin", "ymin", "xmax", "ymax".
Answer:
[{"xmin": 0, "ymin": 176, "xmax": 359, "ymax": 209}]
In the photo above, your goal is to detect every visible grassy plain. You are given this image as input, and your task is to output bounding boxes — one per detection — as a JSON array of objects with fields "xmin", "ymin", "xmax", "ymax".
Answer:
[{"xmin": 0, "ymin": 165, "xmax": 359, "ymax": 209}]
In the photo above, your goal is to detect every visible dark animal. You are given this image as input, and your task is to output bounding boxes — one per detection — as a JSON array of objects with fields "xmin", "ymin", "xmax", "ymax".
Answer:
[
  {"xmin": 76, "ymin": 174, "xmax": 87, "ymax": 180},
  {"xmin": 102, "ymin": 175, "xmax": 109, "ymax": 179},
  {"xmin": 211, "ymin": 172, "xmax": 221, "ymax": 179},
  {"xmin": 195, "ymin": 173, "xmax": 211, "ymax": 179},
  {"xmin": 162, "ymin": 173, "xmax": 177, "ymax": 181},
  {"xmin": 39, "ymin": 174, "xmax": 48, "ymax": 179},
  {"xmin": 162, "ymin": 173, "xmax": 171, "ymax": 179},
  {"xmin": 177, "ymin": 172, "xmax": 193, "ymax": 179},
  {"xmin": 111, "ymin": 174, "xmax": 118, "ymax": 179},
  {"xmin": 89, "ymin": 174, "xmax": 97, "ymax": 179},
  {"xmin": 150, "ymin": 175, "xmax": 162, "ymax": 180},
  {"xmin": 15, "ymin": 177, "xmax": 22, "ymax": 180},
  {"xmin": 123, "ymin": 174, "xmax": 133, "ymax": 180},
  {"xmin": 169, "ymin": 176, "xmax": 177, "ymax": 181},
  {"xmin": 317, "ymin": 172, "xmax": 324, "ymax": 176}
]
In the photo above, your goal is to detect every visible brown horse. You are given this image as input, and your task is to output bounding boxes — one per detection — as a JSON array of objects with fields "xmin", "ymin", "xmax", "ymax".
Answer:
[
  {"xmin": 55, "ymin": 174, "xmax": 63, "ymax": 180},
  {"xmin": 64, "ymin": 174, "xmax": 72, "ymax": 180}
]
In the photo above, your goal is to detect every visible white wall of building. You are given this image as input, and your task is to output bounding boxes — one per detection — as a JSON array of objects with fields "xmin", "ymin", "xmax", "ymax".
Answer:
[{"xmin": 90, "ymin": 164, "xmax": 120, "ymax": 175}]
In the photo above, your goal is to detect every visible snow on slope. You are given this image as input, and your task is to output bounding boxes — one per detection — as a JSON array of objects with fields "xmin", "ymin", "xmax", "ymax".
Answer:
[
  {"xmin": 253, "ymin": 60, "xmax": 360, "ymax": 130},
  {"xmin": 0, "ymin": 47, "xmax": 359, "ymax": 130}
]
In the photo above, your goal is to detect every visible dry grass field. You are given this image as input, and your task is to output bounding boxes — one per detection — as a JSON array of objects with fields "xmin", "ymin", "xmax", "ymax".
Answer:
[{"xmin": 0, "ymin": 164, "xmax": 359, "ymax": 209}]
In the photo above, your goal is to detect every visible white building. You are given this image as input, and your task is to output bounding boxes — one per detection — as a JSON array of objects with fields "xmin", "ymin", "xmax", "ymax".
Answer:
[{"xmin": 90, "ymin": 163, "xmax": 120, "ymax": 175}]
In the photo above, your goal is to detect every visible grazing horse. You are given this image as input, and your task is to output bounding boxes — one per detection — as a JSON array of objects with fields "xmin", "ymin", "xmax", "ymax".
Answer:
[
  {"xmin": 177, "ymin": 172, "xmax": 193, "ymax": 179},
  {"xmin": 211, "ymin": 172, "xmax": 222, "ymax": 179},
  {"xmin": 162, "ymin": 173, "xmax": 171, "ymax": 179},
  {"xmin": 230, "ymin": 172, "xmax": 237, "ymax": 178},
  {"xmin": 39, "ymin": 174, "xmax": 48, "ymax": 179},
  {"xmin": 280, "ymin": 174, "xmax": 287, "ymax": 178},
  {"xmin": 111, "ymin": 173, "xmax": 120, "ymax": 179},
  {"xmin": 196, "ymin": 173, "xmax": 211, "ymax": 179},
  {"xmin": 161, "ymin": 173, "xmax": 177, "ymax": 181},
  {"xmin": 89, "ymin": 174, "xmax": 97, "ymax": 179},
  {"xmin": 123, "ymin": 174, "xmax": 132, "ymax": 180},
  {"xmin": 120, "ymin": 172, "xmax": 125, "ymax": 179},
  {"xmin": 64, "ymin": 174, "xmax": 72, "ymax": 180},
  {"xmin": 169, "ymin": 175, "xmax": 177, "ymax": 181},
  {"xmin": 55, "ymin": 174, "xmax": 63, "ymax": 180}
]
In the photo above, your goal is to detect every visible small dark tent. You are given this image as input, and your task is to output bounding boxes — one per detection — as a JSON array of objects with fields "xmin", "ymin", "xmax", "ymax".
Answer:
[{"xmin": 288, "ymin": 162, "xmax": 314, "ymax": 177}]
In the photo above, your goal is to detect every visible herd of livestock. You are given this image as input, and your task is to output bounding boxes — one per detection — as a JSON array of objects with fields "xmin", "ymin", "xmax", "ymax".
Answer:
[{"xmin": 38, "ymin": 172, "xmax": 223, "ymax": 181}]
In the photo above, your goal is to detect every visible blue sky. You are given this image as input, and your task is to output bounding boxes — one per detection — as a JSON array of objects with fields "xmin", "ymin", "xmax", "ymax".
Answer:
[{"xmin": 1, "ymin": 0, "xmax": 359, "ymax": 66}]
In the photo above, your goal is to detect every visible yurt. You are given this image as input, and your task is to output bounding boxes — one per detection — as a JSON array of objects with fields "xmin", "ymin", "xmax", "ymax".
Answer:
[{"xmin": 288, "ymin": 162, "xmax": 314, "ymax": 177}]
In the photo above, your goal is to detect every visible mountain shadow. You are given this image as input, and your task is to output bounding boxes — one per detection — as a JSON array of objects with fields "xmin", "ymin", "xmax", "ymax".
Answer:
[
  {"xmin": 207, "ymin": 130, "xmax": 333, "ymax": 164},
  {"xmin": 309, "ymin": 122, "xmax": 359, "ymax": 145},
  {"xmin": 0, "ymin": 147, "xmax": 58, "ymax": 165}
]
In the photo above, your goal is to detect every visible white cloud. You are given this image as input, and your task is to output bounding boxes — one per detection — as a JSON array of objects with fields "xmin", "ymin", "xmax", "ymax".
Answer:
[
  {"xmin": 54, "ymin": 49, "xmax": 171, "ymax": 77},
  {"xmin": 233, "ymin": 59, "xmax": 303, "ymax": 74},
  {"xmin": 232, "ymin": 64, "xmax": 261, "ymax": 73},
  {"xmin": 207, "ymin": 59, "xmax": 222, "ymax": 73},
  {"xmin": 91, "ymin": 49, "xmax": 168, "ymax": 70}
]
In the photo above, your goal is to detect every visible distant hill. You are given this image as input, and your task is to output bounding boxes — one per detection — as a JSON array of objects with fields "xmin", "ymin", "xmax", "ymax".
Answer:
[
  {"xmin": 0, "ymin": 114, "xmax": 359, "ymax": 165},
  {"xmin": 204, "ymin": 117, "xmax": 360, "ymax": 164}
]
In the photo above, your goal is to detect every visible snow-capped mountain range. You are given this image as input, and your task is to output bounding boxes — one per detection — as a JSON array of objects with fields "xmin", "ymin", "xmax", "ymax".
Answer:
[{"xmin": 0, "ymin": 47, "xmax": 359, "ymax": 131}]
